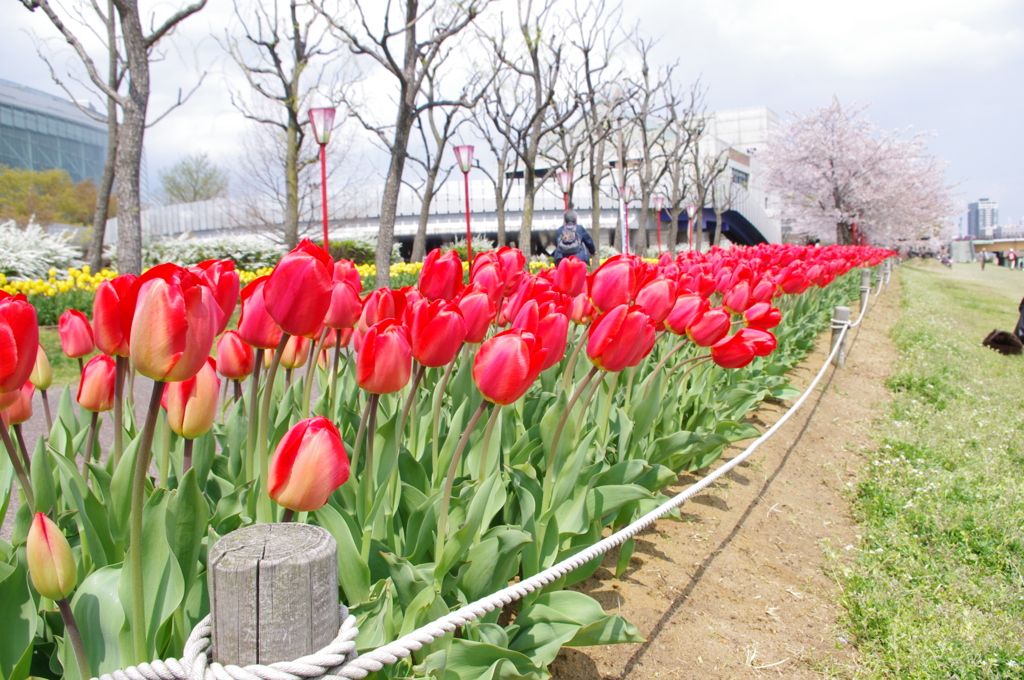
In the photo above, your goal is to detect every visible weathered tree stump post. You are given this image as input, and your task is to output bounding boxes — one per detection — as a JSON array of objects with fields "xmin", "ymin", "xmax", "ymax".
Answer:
[
  {"xmin": 831, "ymin": 306, "xmax": 851, "ymax": 368},
  {"xmin": 209, "ymin": 523, "xmax": 340, "ymax": 666},
  {"xmin": 859, "ymin": 268, "xmax": 872, "ymax": 314}
]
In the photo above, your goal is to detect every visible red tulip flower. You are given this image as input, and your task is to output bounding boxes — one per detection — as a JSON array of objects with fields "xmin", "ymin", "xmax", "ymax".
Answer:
[
  {"xmin": 161, "ymin": 357, "xmax": 220, "ymax": 439},
  {"xmin": 333, "ymin": 259, "xmax": 363, "ymax": 292},
  {"xmin": 58, "ymin": 309, "xmax": 94, "ymax": 359},
  {"xmin": 280, "ymin": 335, "xmax": 312, "ymax": 369},
  {"xmin": 457, "ymin": 284, "xmax": 497, "ymax": 344},
  {"xmin": 722, "ymin": 280, "xmax": 753, "ymax": 314},
  {"xmin": 356, "ymin": 319, "xmax": 412, "ymax": 394},
  {"xmin": 92, "ymin": 273, "xmax": 136, "ymax": 357},
  {"xmin": 419, "ymin": 249, "xmax": 464, "ymax": 301},
  {"xmin": 473, "ymin": 329, "xmax": 547, "ymax": 405},
  {"xmin": 589, "ymin": 255, "xmax": 638, "ymax": 313},
  {"xmin": 664, "ymin": 294, "xmax": 709, "ymax": 336},
  {"xmin": 190, "ymin": 259, "xmax": 240, "ymax": 336},
  {"xmin": 358, "ymin": 288, "xmax": 407, "ymax": 335},
  {"xmin": 686, "ymin": 307, "xmax": 731, "ymax": 347},
  {"xmin": 0, "ymin": 296, "xmax": 39, "ymax": 393},
  {"xmin": 410, "ymin": 299, "xmax": 467, "ymax": 367},
  {"xmin": 264, "ymin": 238, "xmax": 334, "ymax": 338},
  {"xmin": 268, "ymin": 416, "xmax": 350, "ymax": 512},
  {"xmin": 325, "ymin": 279, "xmax": 363, "ymax": 330},
  {"xmin": 496, "ymin": 247, "xmax": 526, "ymax": 294},
  {"xmin": 216, "ymin": 331, "xmax": 255, "ymax": 379},
  {"xmin": 710, "ymin": 333, "xmax": 757, "ymax": 369},
  {"xmin": 77, "ymin": 354, "xmax": 116, "ymax": 412},
  {"xmin": 126, "ymin": 264, "xmax": 217, "ymax": 382},
  {"xmin": 568, "ymin": 293, "xmax": 595, "ymax": 325},
  {"xmin": 737, "ymin": 327, "xmax": 777, "ymax": 356},
  {"xmin": 0, "ymin": 389, "xmax": 18, "ymax": 412},
  {"xmin": 743, "ymin": 302, "xmax": 782, "ymax": 331},
  {"xmin": 635, "ymin": 276, "xmax": 678, "ymax": 325},
  {"xmin": 750, "ymin": 278, "xmax": 777, "ymax": 303},
  {"xmin": 554, "ymin": 256, "xmax": 588, "ymax": 297},
  {"xmin": 238, "ymin": 276, "xmax": 284, "ymax": 350},
  {"xmin": 587, "ymin": 304, "xmax": 656, "ymax": 373},
  {"xmin": 1, "ymin": 382, "xmax": 34, "ymax": 426},
  {"xmin": 513, "ymin": 300, "xmax": 569, "ymax": 371}
]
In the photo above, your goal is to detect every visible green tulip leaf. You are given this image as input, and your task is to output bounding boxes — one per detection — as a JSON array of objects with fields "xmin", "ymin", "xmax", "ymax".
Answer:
[
  {"xmin": 425, "ymin": 639, "xmax": 543, "ymax": 680},
  {"xmin": 30, "ymin": 435, "xmax": 56, "ymax": 516},
  {"xmin": 314, "ymin": 503, "xmax": 370, "ymax": 605},
  {"xmin": 0, "ymin": 548, "xmax": 36, "ymax": 680},
  {"xmin": 166, "ymin": 469, "xmax": 209, "ymax": 596},
  {"xmin": 67, "ymin": 565, "xmax": 125, "ymax": 679},
  {"xmin": 51, "ymin": 452, "xmax": 114, "ymax": 570}
]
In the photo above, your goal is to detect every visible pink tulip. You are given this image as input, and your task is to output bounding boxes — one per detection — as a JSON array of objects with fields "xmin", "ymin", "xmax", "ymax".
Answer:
[
  {"xmin": 268, "ymin": 416, "xmax": 349, "ymax": 512},
  {"xmin": 161, "ymin": 357, "xmax": 220, "ymax": 438},
  {"xmin": 356, "ymin": 319, "xmax": 412, "ymax": 394},
  {"xmin": 58, "ymin": 309, "xmax": 94, "ymax": 359},
  {"xmin": 264, "ymin": 239, "xmax": 333, "ymax": 338},
  {"xmin": 77, "ymin": 354, "xmax": 116, "ymax": 412}
]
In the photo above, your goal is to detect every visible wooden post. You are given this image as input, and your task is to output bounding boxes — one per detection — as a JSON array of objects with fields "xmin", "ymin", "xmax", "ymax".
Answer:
[
  {"xmin": 883, "ymin": 259, "xmax": 891, "ymax": 284},
  {"xmin": 831, "ymin": 306, "xmax": 850, "ymax": 368},
  {"xmin": 859, "ymin": 268, "xmax": 871, "ymax": 314},
  {"xmin": 209, "ymin": 523, "xmax": 341, "ymax": 666}
]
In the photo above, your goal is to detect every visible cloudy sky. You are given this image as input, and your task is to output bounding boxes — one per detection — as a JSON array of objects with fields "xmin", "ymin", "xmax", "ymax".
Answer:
[{"xmin": 4, "ymin": 0, "xmax": 1023, "ymax": 232}]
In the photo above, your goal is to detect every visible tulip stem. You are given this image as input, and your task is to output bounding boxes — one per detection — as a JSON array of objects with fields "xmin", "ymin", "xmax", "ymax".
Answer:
[
  {"xmin": 561, "ymin": 326, "xmax": 587, "ymax": 392},
  {"xmin": 83, "ymin": 412, "xmax": 98, "ymax": 480},
  {"xmin": 478, "ymin": 403, "xmax": 502, "ymax": 479},
  {"xmin": 329, "ymin": 332, "xmax": 342, "ymax": 416},
  {"xmin": 577, "ymin": 370, "xmax": 606, "ymax": 432},
  {"xmin": 218, "ymin": 378, "xmax": 229, "ymax": 423},
  {"xmin": 360, "ymin": 393, "xmax": 380, "ymax": 561},
  {"xmin": 666, "ymin": 355, "xmax": 712, "ymax": 384},
  {"xmin": 40, "ymin": 388, "xmax": 53, "ymax": 433},
  {"xmin": 302, "ymin": 332, "xmax": 329, "ymax": 419},
  {"xmin": 598, "ymin": 371, "xmax": 620, "ymax": 448},
  {"xmin": 13, "ymin": 425, "xmax": 30, "ymax": 475},
  {"xmin": 431, "ymin": 354, "xmax": 459, "ymax": 482},
  {"xmin": 435, "ymin": 400, "xmax": 488, "ymax": 566},
  {"xmin": 281, "ymin": 508, "xmax": 295, "ymax": 523},
  {"xmin": 259, "ymin": 335, "xmax": 289, "ymax": 524},
  {"xmin": 182, "ymin": 438, "xmax": 193, "ymax": 475},
  {"xmin": 541, "ymin": 366, "xmax": 599, "ymax": 511},
  {"xmin": 284, "ymin": 368, "xmax": 292, "ymax": 389},
  {"xmin": 112, "ymin": 356, "xmax": 127, "ymax": 467},
  {"xmin": 130, "ymin": 381, "xmax": 166, "ymax": 666},
  {"xmin": 397, "ymin": 363, "xmax": 425, "ymax": 461},
  {"xmin": 157, "ymin": 413, "xmax": 171, "ymax": 488},
  {"xmin": 233, "ymin": 379, "xmax": 243, "ymax": 403},
  {"xmin": 642, "ymin": 338, "xmax": 690, "ymax": 401},
  {"xmin": 57, "ymin": 598, "xmax": 90, "ymax": 680},
  {"xmin": 1, "ymin": 425, "xmax": 34, "ymax": 511},
  {"xmin": 77, "ymin": 357, "xmax": 84, "ymax": 379},
  {"xmin": 246, "ymin": 348, "xmax": 265, "ymax": 483},
  {"xmin": 349, "ymin": 395, "xmax": 372, "ymax": 482}
]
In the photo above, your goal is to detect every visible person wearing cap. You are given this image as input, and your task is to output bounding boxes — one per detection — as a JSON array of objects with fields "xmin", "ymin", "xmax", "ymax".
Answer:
[{"xmin": 552, "ymin": 210, "xmax": 596, "ymax": 266}]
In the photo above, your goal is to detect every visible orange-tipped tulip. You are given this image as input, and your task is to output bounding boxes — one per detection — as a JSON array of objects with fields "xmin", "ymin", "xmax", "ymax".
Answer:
[
  {"xmin": 473, "ymin": 329, "xmax": 547, "ymax": 405},
  {"xmin": 126, "ymin": 264, "xmax": 217, "ymax": 382},
  {"xmin": 268, "ymin": 416, "xmax": 350, "ymax": 512},
  {"xmin": 1, "ymin": 382, "xmax": 33, "ymax": 426},
  {"xmin": 161, "ymin": 357, "xmax": 220, "ymax": 439},
  {"xmin": 238, "ymin": 276, "xmax": 284, "ymax": 350},
  {"xmin": 216, "ymin": 331, "xmax": 255, "ymax": 379},
  {"xmin": 92, "ymin": 274, "xmax": 136, "ymax": 357},
  {"xmin": 0, "ymin": 296, "xmax": 38, "ymax": 393},
  {"xmin": 356, "ymin": 319, "xmax": 412, "ymax": 395},
  {"xmin": 30, "ymin": 344, "xmax": 53, "ymax": 391},
  {"xmin": 27, "ymin": 512, "xmax": 77, "ymax": 601},
  {"xmin": 264, "ymin": 239, "xmax": 333, "ymax": 338},
  {"xmin": 77, "ymin": 354, "xmax": 116, "ymax": 412},
  {"xmin": 58, "ymin": 309, "xmax": 94, "ymax": 359},
  {"xmin": 280, "ymin": 334, "xmax": 311, "ymax": 369},
  {"xmin": 587, "ymin": 304, "xmax": 656, "ymax": 373}
]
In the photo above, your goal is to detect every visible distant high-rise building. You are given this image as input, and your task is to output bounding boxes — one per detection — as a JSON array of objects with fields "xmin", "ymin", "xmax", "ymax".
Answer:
[{"xmin": 967, "ymin": 199, "xmax": 998, "ymax": 238}]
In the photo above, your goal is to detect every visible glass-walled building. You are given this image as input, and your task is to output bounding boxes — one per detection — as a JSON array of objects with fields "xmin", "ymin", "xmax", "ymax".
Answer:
[{"xmin": 0, "ymin": 78, "xmax": 107, "ymax": 183}]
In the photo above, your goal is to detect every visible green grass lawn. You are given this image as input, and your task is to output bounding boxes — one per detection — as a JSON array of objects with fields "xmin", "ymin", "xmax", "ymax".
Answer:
[{"xmin": 837, "ymin": 260, "xmax": 1024, "ymax": 678}]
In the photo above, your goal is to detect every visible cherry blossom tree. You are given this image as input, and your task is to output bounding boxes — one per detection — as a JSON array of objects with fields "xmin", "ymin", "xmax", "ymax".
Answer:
[{"xmin": 764, "ymin": 97, "xmax": 955, "ymax": 246}]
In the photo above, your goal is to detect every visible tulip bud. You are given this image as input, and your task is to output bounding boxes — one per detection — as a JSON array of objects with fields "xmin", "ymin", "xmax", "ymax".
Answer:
[
  {"xmin": 280, "ymin": 334, "xmax": 311, "ymax": 370},
  {"xmin": 268, "ymin": 416, "xmax": 350, "ymax": 512},
  {"xmin": 238, "ymin": 276, "xmax": 284, "ymax": 350},
  {"xmin": 1, "ymin": 382, "xmax": 34, "ymax": 426},
  {"xmin": 190, "ymin": 259, "xmax": 240, "ymax": 336},
  {"xmin": 161, "ymin": 357, "xmax": 220, "ymax": 439},
  {"xmin": 664, "ymin": 294, "xmax": 709, "ymax": 336},
  {"xmin": 686, "ymin": 307, "xmax": 731, "ymax": 347},
  {"xmin": 325, "ymin": 280, "xmax": 363, "ymax": 330},
  {"xmin": 27, "ymin": 512, "xmax": 77, "ymax": 601},
  {"xmin": 93, "ymin": 274, "xmax": 136, "ymax": 357},
  {"xmin": 418, "ymin": 249, "xmax": 464, "ymax": 301},
  {"xmin": 710, "ymin": 333, "xmax": 757, "ymax": 369},
  {"xmin": 264, "ymin": 239, "xmax": 334, "ymax": 338},
  {"xmin": 568, "ymin": 293, "xmax": 595, "ymax": 325},
  {"xmin": 635, "ymin": 277, "xmax": 678, "ymax": 325},
  {"xmin": 496, "ymin": 247, "xmax": 526, "ymax": 294},
  {"xmin": 126, "ymin": 264, "xmax": 217, "ymax": 382},
  {"xmin": 77, "ymin": 354, "xmax": 116, "ymax": 412},
  {"xmin": 216, "ymin": 330, "xmax": 255, "ymax": 379},
  {"xmin": 410, "ymin": 299, "xmax": 467, "ymax": 367},
  {"xmin": 722, "ymin": 280, "xmax": 753, "ymax": 314},
  {"xmin": 58, "ymin": 309, "xmax": 94, "ymax": 359},
  {"xmin": 30, "ymin": 344, "xmax": 53, "ymax": 391},
  {"xmin": 473, "ymin": 329, "xmax": 547, "ymax": 405},
  {"xmin": 587, "ymin": 304, "xmax": 656, "ymax": 373},
  {"xmin": 589, "ymin": 255, "xmax": 637, "ymax": 313},
  {"xmin": 553, "ymin": 256, "xmax": 587, "ymax": 297},
  {"xmin": 743, "ymin": 302, "xmax": 782, "ymax": 331},
  {"xmin": 457, "ymin": 284, "xmax": 497, "ymax": 344},
  {"xmin": 356, "ymin": 319, "xmax": 412, "ymax": 394}
]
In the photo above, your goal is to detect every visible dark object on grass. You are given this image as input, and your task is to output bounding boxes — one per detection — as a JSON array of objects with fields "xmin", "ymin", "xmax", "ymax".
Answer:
[
  {"xmin": 1015, "ymin": 296, "xmax": 1024, "ymax": 343},
  {"xmin": 982, "ymin": 329, "xmax": 1022, "ymax": 355}
]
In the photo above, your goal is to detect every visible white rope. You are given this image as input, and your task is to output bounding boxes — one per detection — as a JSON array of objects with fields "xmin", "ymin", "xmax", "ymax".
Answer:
[{"xmin": 93, "ymin": 266, "xmax": 886, "ymax": 680}]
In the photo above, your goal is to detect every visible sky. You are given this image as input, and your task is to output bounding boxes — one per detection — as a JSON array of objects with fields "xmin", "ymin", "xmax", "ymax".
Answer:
[{"xmin": 4, "ymin": 0, "xmax": 1023, "ymax": 233}]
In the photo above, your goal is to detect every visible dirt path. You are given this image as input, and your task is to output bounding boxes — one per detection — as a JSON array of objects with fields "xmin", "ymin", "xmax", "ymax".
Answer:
[{"xmin": 553, "ymin": 275, "xmax": 901, "ymax": 679}]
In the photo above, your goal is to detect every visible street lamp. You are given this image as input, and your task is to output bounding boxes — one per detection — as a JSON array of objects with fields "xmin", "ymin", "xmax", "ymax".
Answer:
[
  {"xmin": 557, "ymin": 171, "xmax": 573, "ymax": 211},
  {"xmin": 620, "ymin": 185, "xmax": 634, "ymax": 256},
  {"xmin": 653, "ymin": 196, "xmax": 666, "ymax": 252},
  {"xmin": 309, "ymin": 107, "xmax": 336, "ymax": 254},
  {"xmin": 453, "ymin": 145, "xmax": 475, "ymax": 264},
  {"xmin": 685, "ymin": 204, "xmax": 698, "ymax": 251}
]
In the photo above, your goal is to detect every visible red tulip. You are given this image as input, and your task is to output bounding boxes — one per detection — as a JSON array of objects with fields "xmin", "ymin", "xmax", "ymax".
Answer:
[
  {"xmin": 589, "ymin": 255, "xmax": 637, "ymax": 313},
  {"xmin": 333, "ymin": 259, "xmax": 363, "ymax": 292},
  {"xmin": 410, "ymin": 299, "xmax": 467, "ymax": 367},
  {"xmin": 93, "ymin": 273, "xmax": 136, "ymax": 357},
  {"xmin": 743, "ymin": 302, "xmax": 782, "ymax": 331},
  {"xmin": 238, "ymin": 276, "xmax": 284, "ymax": 350},
  {"xmin": 268, "ymin": 416, "xmax": 350, "ymax": 512},
  {"xmin": 496, "ymin": 247, "xmax": 526, "ymax": 294},
  {"xmin": 0, "ymin": 296, "xmax": 39, "ymax": 393},
  {"xmin": 664, "ymin": 294, "xmax": 709, "ymax": 336},
  {"xmin": 27, "ymin": 513, "xmax": 77, "ymax": 601},
  {"xmin": 280, "ymin": 335, "xmax": 312, "ymax": 369},
  {"xmin": 512, "ymin": 300, "xmax": 569, "ymax": 371},
  {"xmin": 501, "ymin": 275, "xmax": 554, "ymax": 327},
  {"xmin": 470, "ymin": 252, "xmax": 505, "ymax": 304},
  {"xmin": 126, "ymin": 264, "xmax": 217, "ymax": 382},
  {"xmin": 553, "ymin": 256, "xmax": 588, "ymax": 297},
  {"xmin": 161, "ymin": 357, "xmax": 220, "ymax": 439},
  {"xmin": 457, "ymin": 284, "xmax": 497, "ymax": 344},
  {"xmin": 587, "ymin": 304, "xmax": 656, "ymax": 373},
  {"xmin": 569, "ymin": 293, "xmax": 596, "ymax": 325},
  {"xmin": 190, "ymin": 260, "xmax": 240, "ymax": 336},
  {"xmin": 325, "ymin": 279, "xmax": 363, "ymax": 330},
  {"xmin": 216, "ymin": 331, "xmax": 255, "ymax": 379},
  {"xmin": 710, "ymin": 333, "xmax": 757, "ymax": 369},
  {"xmin": 635, "ymin": 277, "xmax": 677, "ymax": 325},
  {"xmin": 722, "ymin": 280, "xmax": 753, "ymax": 314},
  {"xmin": 686, "ymin": 307, "xmax": 731, "ymax": 347},
  {"xmin": 739, "ymin": 328, "xmax": 777, "ymax": 356},
  {"xmin": 473, "ymin": 329, "xmax": 547, "ymax": 405},
  {"xmin": 750, "ymin": 277, "xmax": 777, "ymax": 303},
  {"xmin": 356, "ymin": 319, "xmax": 412, "ymax": 394},
  {"xmin": 264, "ymin": 238, "xmax": 333, "ymax": 337},
  {"xmin": 1, "ymin": 382, "xmax": 34, "ymax": 426},
  {"xmin": 77, "ymin": 354, "xmax": 116, "ymax": 412},
  {"xmin": 419, "ymin": 249, "xmax": 464, "ymax": 301},
  {"xmin": 0, "ymin": 389, "xmax": 18, "ymax": 412},
  {"xmin": 58, "ymin": 309, "xmax": 94, "ymax": 359},
  {"xmin": 358, "ymin": 288, "xmax": 407, "ymax": 335}
]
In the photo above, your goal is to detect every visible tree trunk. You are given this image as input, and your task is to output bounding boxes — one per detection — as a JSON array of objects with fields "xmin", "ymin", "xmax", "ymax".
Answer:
[
  {"xmin": 520, "ymin": 168, "xmax": 535, "ymax": 255},
  {"xmin": 87, "ymin": 0, "xmax": 118, "ymax": 273},
  {"xmin": 283, "ymin": 116, "xmax": 300, "ymax": 249},
  {"xmin": 411, "ymin": 170, "xmax": 438, "ymax": 262},
  {"xmin": 635, "ymin": 195, "xmax": 648, "ymax": 256},
  {"xmin": 589, "ymin": 143, "xmax": 603, "ymax": 262},
  {"xmin": 837, "ymin": 221, "xmax": 853, "ymax": 245},
  {"xmin": 712, "ymin": 205, "xmax": 724, "ymax": 248},
  {"xmin": 495, "ymin": 182, "xmax": 507, "ymax": 248},
  {"xmin": 666, "ymin": 208, "xmax": 679, "ymax": 254}
]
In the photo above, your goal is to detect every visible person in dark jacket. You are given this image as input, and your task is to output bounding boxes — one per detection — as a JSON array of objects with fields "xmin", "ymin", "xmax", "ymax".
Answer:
[{"xmin": 552, "ymin": 210, "xmax": 597, "ymax": 266}]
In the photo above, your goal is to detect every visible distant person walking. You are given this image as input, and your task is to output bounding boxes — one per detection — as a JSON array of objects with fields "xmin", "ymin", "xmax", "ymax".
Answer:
[{"xmin": 553, "ymin": 210, "xmax": 596, "ymax": 267}]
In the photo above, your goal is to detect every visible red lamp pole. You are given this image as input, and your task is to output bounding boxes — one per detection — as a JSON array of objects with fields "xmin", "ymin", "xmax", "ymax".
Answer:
[
  {"xmin": 309, "ymin": 107, "xmax": 337, "ymax": 254},
  {"xmin": 653, "ymin": 196, "xmax": 666, "ymax": 252},
  {"xmin": 454, "ymin": 145, "xmax": 475, "ymax": 265}
]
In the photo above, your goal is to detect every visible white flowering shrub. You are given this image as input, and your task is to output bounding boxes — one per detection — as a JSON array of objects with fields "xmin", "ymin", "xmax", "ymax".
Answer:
[
  {"xmin": 0, "ymin": 220, "xmax": 82, "ymax": 278},
  {"xmin": 140, "ymin": 234, "xmax": 287, "ymax": 270}
]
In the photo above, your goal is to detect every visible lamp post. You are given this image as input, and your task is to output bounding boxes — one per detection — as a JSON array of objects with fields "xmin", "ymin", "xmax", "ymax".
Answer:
[
  {"xmin": 557, "ymin": 171, "xmax": 573, "ymax": 211},
  {"xmin": 653, "ymin": 195, "xmax": 666, "ymax": 253},
  {"xmin": 309, "ymin": 107, "xmax": 336, "ymax": 254},
  {"xmin": 620, "ymin": 185, "xmax": 634, "ymax": 256},
  {"xmin": 454, "ymin": 145, "xmax": 474, "ymax": 264},
  {"xmin": 685, "ymin": 204, "xmax": 698, "ymax": 251}
]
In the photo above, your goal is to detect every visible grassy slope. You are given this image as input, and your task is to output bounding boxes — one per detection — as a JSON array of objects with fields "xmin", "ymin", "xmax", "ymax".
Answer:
[{"xmin": 838, "ymin": 260, "xmax": 1024, "ymax": 679}]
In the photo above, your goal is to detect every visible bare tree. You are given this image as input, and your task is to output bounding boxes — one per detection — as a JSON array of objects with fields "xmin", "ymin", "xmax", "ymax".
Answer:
[
  {"xmin": 21, "ymin": 0, "xmax": 209, "ymax": 274},
  {"xmin": 710, "ymin": 172, "xmax": 737, "ymax": 248},
  {"xmin": 467, "ymin": 104, "xmax": 517, "ymax": 248},
  {"xmin": 686, "ymin": 114, "xmax": 729, "ymax": 251},
  {"xmin": 320, "ymin": 0, "xmax": 488, "ymax": 288},
  {"xmin": 658, "ymin": 81, "xmax": 702, "ymax": 254}
]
